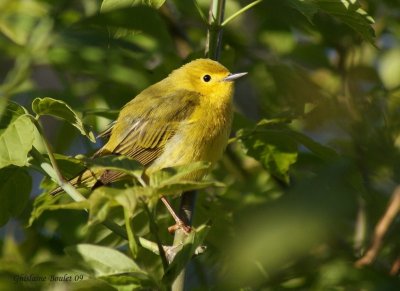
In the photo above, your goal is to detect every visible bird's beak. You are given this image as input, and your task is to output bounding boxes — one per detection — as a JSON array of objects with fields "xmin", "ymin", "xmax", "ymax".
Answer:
[{"xmin": 223, "ymin": 72, "xmax": 248, "ymax": 82}]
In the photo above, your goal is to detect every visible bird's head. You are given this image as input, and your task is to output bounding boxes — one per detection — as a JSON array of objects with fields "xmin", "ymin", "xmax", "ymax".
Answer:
[{"xmin": 169, "ymin": 58, "xmax": 247, "ymax": 105}]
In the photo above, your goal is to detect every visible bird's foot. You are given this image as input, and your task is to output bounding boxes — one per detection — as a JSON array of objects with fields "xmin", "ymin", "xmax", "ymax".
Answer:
[{"xmin": 168, "ymin": 221, "xmax": 192, "ymax": 235}]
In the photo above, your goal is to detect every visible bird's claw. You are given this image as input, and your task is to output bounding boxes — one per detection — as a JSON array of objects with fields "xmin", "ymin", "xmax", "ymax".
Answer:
[{"xmin": 168, "ymin": 222, "xmax": 192, "ymax": 235}]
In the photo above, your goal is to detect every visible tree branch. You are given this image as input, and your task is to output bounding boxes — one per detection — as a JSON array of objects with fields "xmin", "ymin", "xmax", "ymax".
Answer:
[{"xmin": 355, "ymin": 186, "xmax": 400, "ymax": 267}]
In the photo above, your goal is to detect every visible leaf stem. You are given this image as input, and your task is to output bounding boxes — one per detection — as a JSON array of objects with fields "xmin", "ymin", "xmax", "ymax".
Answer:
[
  {"xmin": 124, "ymin": 207, "xmax": 138, "ymax": 258},
  {"xmin": 221, "ymin": 0, "xmax": 262, "ymax": 26},
  {"xmin": 192, "ymin": 0, "xmax": 208, "ymax": 24},
  {"xmin": 143, "ymin": 202, "xmax": 169, "ymax": 271}
]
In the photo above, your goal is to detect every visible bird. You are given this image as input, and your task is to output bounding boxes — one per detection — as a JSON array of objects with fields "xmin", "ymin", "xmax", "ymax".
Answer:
[{"xmin": 51, "ymin": 58, "xmax": 246, "ymax": 232}]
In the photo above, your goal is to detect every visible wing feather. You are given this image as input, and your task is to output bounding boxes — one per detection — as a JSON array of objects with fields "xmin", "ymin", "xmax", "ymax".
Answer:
[{"xmin": 93, "ymin": 90, "xmax": 200, "ymax": 184}]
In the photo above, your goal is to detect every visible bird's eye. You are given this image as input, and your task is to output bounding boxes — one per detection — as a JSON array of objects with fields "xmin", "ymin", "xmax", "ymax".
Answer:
[{"xmin": 203, "ymin": 75, "xmax": 211, "ymax": 82}]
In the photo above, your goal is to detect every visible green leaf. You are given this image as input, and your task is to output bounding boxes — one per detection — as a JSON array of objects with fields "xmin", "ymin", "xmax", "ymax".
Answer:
[
  {"xmin": 65, "ymin": 244, "xmax": 142, "ymax": 277},
  {"xmin": 84, "ymin": 155, "xmax": 144, "ymax": 181},
  {"xmin": 54, "ymin": 154, "xmax": 86, "ymax": 179},
  {"xmin": 149, "ymin": 161, "xmax": 211, "ymax": 187},
  {"xmin": 238, "ymin": 120, "xmax": 337, "ymax": 182},
  {"xmin": 285, "ymin": 0, "xmax": 319, "ymax": 22},
  {"xmin": 0, "ymin": 167, "xmax": 32, "ymax": 226},
  {"xmin": 32, "ymin": 97, "xmax": 95, "ymax": 142},
  {"xmin": 148, "ymin": 162, "xmax": 223, "ymax": 196},
  {"xmin": 100, "ymin": 272, "xmax": 159, "ymax": 290},
  {"xmin": 0, "ymin": 114, "xmax": 35, "ymax": 168},
  {"xmin": 163, "ymin": 225, "xmax": 210, "ymax": 284},
  {"xmin": 87, "ymin": 186, "xmax": 145, "ymax": 225},
  {"xmin": 101, "ymin": 0, "xmax": 166, "ymax": 12},
  {"xmin": 0, "ymin": 101, "xmax": 27, "ymax": 135},
  {"xmin": 28, "ymin": 191, "xmax": 64, "ymax": 226},
  {"xmin": 286, "ymin": 0, "xmax": 375, "ymax": 44},
  {"xmin": 154, "ymin": 181, "xmax": 224, "ymax": 196},
  {"xmin": 239, "ymin": 124, "xmax": 298, "ymax": 183}
]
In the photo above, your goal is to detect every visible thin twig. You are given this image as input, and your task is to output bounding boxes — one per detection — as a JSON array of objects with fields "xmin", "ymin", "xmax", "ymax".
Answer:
[
  {"xmin": 355, "ymin": 186, "xmax": 400, "ymax": 267},
  {"xmin": 221, "ymin": 0, "xmax": 262, "ymax": 26},
  {"xmin": 192, "ymin": 0, "xmax": 208, "ymax": 24},
  {"xmin": 390, "ymin": 256, "xmax": 400, "ymax": 275}
]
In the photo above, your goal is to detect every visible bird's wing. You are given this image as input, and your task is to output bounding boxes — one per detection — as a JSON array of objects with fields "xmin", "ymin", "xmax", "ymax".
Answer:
[{"xmin": 93, "ymin": 89, "xmax": 201, "ymax": 184}]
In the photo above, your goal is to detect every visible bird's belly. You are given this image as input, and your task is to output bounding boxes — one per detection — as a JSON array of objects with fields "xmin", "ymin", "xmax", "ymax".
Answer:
[{"xmin": 146, "ymin": 125, "xmax": 229, "ymax": 179}]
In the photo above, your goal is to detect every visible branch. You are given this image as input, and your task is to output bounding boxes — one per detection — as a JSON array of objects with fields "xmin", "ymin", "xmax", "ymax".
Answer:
[
  {"xmin": 171, "ymin": 1, "xmax": 227, "ymax": 290},
  {"xmin": 355, "ymin": 186, "xmax": 400, "ymax": 267}
]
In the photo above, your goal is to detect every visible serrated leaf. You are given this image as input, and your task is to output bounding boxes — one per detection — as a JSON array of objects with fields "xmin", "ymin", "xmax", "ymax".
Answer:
[
  {"xmin": 163, "ymin": 225, "xmax": 210, "ymax": 284},
  {"xmin": 65, "ymin": 244, "xmax": 142, "ymax": 277},
  {"xmin": 32, "ymin": 97, "xmax": 95, "ymax": 142},
  {"xmin": 0, "ymin": 167, "xmax": 31, "ymax": 226},
  {"xmin": 0, "ymin": 114, "xmax": 35, "ymax": 168},
  {"xmin": 238, "ymin": 120, "xmax": 337, "ymax": 182}
]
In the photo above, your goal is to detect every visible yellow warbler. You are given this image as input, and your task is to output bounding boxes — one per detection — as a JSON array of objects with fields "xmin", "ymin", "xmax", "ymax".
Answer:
[
  {"xmin": 51, "ymin": 59, "xmax": 246, "ymax": 229},
  {"xmin": 53, "ymin": 58, "xmax": 245, "ymax": 189}
]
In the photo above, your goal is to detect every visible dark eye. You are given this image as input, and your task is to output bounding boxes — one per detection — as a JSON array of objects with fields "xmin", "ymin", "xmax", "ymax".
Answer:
[{"xmin": 203, "ymin": 75, "xmax": 211, "ymax": 82}]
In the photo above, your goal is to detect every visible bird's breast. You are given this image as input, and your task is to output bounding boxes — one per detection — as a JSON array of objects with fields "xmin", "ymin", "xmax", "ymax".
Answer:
[{"xmin": 146, "ymin": 101, "xmax": 233, "ymax": 177}]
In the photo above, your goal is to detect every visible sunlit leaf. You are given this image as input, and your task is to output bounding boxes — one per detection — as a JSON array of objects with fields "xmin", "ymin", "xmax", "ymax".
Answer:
[
  {"xmin": 148, "ymin": 162, "xmax": 223, "ymax": 195},
  {"xmin": 32, "ymin": 97, "xmax": 95, "ymax": 142},
  {"xmin": 0, "ymin": 167, "xmax": 31, "ymax": 226},
  {"xmin": 65, "ymin": 244, "xmax": 142, "ymax": 276},
  {"xmin": 100, "ymin": 272, "xmax": 159, "ymax": 290},
  {"xmin": 87, "ymin": 186, "xmax": 144, "ymax": 225},
  {"xmin": 0, "ymin": 114, "xmax": 35, "ymax": 169},
  {"xmin": 0, "ymin": 101, "xmax": 27, "ymax": 135}
]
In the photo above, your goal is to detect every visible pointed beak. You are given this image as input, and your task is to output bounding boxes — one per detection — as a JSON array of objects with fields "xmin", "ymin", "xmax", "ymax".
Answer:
[{"xmin": 223, "ymin": 72, "xmax": 248, "ymax": 82}]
